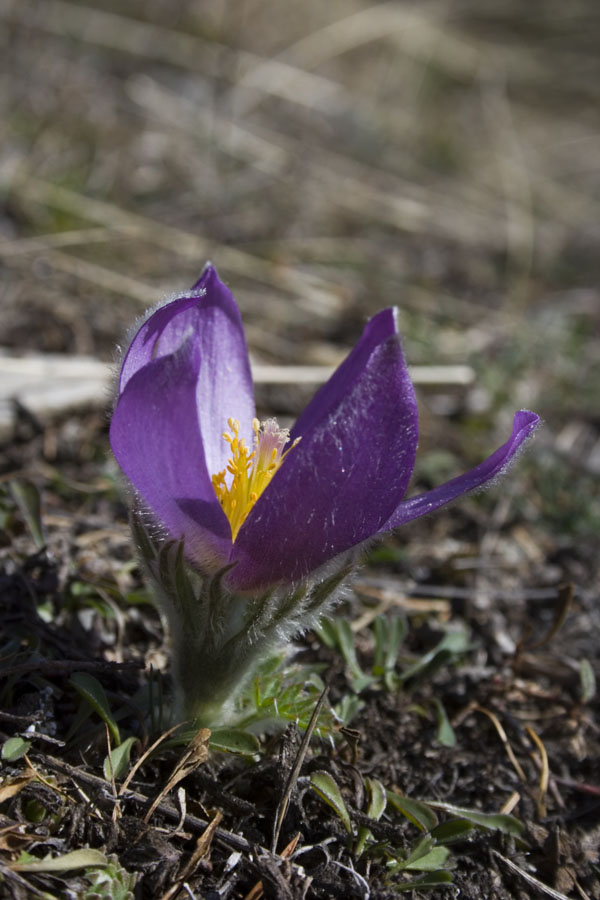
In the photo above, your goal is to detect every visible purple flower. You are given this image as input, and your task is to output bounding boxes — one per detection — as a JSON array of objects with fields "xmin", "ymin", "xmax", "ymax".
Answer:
[{"xmin": 111, "ymin": 265, "xmax": 539, "ymax": 593}]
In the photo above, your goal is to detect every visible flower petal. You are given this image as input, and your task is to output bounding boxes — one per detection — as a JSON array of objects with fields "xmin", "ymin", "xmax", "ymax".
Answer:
[
  {"xmin": 229, "ymin": 309, "xmax": 419, "ymax": 591},
  {"xmin": 119, "ymin": 264, "xmax": 255, "ymax": 475},
  {"xmin": 289, "ymin": 308, "xmax": 402, "ymax": 443},
  {"xmin": 110, "ymin": 336, "xmax": 232, "ymax": 571},
  {"xmin": 382, "ymin": 409, "xmax": 540, "ymax": 530}
]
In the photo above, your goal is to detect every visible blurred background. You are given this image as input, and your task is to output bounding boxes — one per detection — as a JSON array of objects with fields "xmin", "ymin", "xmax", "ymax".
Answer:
[{"xmin": 0, "ymin": 0, "xmax": 599, "ymax": 575}]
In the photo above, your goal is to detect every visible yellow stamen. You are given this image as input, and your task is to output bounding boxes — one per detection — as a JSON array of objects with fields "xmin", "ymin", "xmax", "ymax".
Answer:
[{"xmin": 211, "ymin": 417, "xmax": 299, "ymax": 541}]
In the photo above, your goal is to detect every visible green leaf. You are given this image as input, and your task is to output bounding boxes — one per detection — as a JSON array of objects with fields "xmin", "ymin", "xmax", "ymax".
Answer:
[
  {"xmin": 393, "ymin": 871, "xmax": 453, "ymax": 891},
  {"xmin": 103, "ymin": 736, "xmax": 138, "ymax": 781},
  {"xmin": 430, "ymin": 818, "xmax": 474, "ymax": 844},
  {"xmin": 333, "ymin": 620, "xmax": 364, "ymax": 678},
  {"xmin": 24, "ymin": 799, "xmax": 47, "ymax": 824},
  {"xmin": 386, "ymin": 791, "xmax": 438, "ymax": 832},
  {"xmin": 433, "ymin": 698, "xmax": 456, "ymax": 747},
  {"xmin": 310, "ymin": 770, "xmax": 352, "ymax": 834},
  {"xmin": 2, "ymin": 736, "xmax": 32, "ymax": 762},
  {"xmin": 400, "ymin": 630, "xmax": 469, "ymax": 685},
  {"xmin": 209, "ymin": 729, "xmax": 260, "ymax": 756},
  {"xmin": 373, "ymin": 615, "xmax": 405, "ymax": 691},
  {"xmin": 334, "ymin": 693, "xmax": 363, "ymax": 725},
  {"xmin": 12, "ymin": 848, "xmax": 107, "ymax": 872},
  {"xmin": 316, "ymin": 618, "xmax": 374, "ymax": 691},
  {"xmin": 9, "ymin": 479, "xmax": 45, "ymax": 549},
  {"xmin": 355, "ymin": 777, "xmax": 387, "ymax": 857},
  {"xmin": 579, "ymin": 658, "xmax": 596, "ymax": 702},
  {"xmin": 315, "ymin": 618, "xmax": 339, "ymax": 650},
  {"xmin": 84, "ymin": 855, "xmax": 137, "ymax": 899},
  {"xmin": 70, "ymin": 672, "xmax": 120, "ymax": 746},
  {"xmin": 426, "ymin": 801, "xmax": 524, "ymax": 837},
  {"xmin": 365, "ymin": 777, "xmax": 387, "ymax": 821},
  {"xmin": 404, "ymin": 844, "xmax": 450, "ymax": 872}
]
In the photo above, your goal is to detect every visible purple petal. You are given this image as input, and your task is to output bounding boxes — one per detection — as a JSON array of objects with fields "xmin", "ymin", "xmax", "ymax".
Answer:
[
  {"xmin": 289, "ymin": 308, "xmax": 402, "ymax": 443},
  {"xmin": 110, "ymin": 336, "xmax": 232, "ymax": 571},
  {"xmin": 382, "ymin": 409, "xmax": 540, "ymax": 530},
  {"xmin": 228, "ymin": 309, "xmax": 419, "ymax": 591},
  {"xmin": 119, "ymin": 264, "xmax": 255, "ymax": 475}
]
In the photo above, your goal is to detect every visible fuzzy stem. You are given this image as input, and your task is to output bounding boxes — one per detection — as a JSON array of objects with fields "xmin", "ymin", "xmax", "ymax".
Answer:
[
  {"xmin": 170, "ymin": 626, "xmax": 266, "ymax": 726},
  {"xmin": 132, "ymin": 514, "xmax": 351, "ymax": 726}
]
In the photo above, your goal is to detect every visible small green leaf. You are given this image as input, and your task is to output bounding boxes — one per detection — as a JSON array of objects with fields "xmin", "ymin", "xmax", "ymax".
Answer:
[
  {"xmin": 426, "ymin": 801, "xmax": 524, "ymax": 837},
  {"xmin": 365, "ymin": 777, "xmax": 387, "ymax": 821},
  {"xmin": 579, "ymin": 658, "xmax": 596, "ymax": 702},
  {"xmin": 393, "ymin": 871, "xmax": 453, "ymax": 891},
  {"xmin": 404, "ymin": 844, "xmax": 450, "ymax": 872},
  {"xmin": 103, "ymin": 736, "xmax": 138, "ymax": 781},
  {"xmin": 334, "ymin": 620, "xmax": 364, "ymax": 678},
  {"xmin": 9, "ymin": 479, "xmax": 45, "ymax": 549},
  {"xmin": 433, "ymin": 698, "xmax": 456, "ymax": 747},
  {"xmin": 310, "ymin": 770, "xmax": 352, "ymax": 834},
  {"xmin": 24, "ymin": 799, "xmax": 47, "ymax": 824},
  {"xmin": 334, "ymin": 693, "xmax": 363, "ymax": 725},
  {"xmin": 355, "ymin": 777, "xmax": 387, "ymax": 857},
  {"xmin": 373, "ymin": 615, "xmax": 405, "ymax": 691},
  {"xmin": 70, "ymin": 672, "xmax": 120, "ymax": 746},
  {"xmin": 315, "ymin": 618, "xmax": 338, "ymax": 649},
  {"xmin": 388, "ymin": 835, "xmax": 451, "ymax": 874},
  {"xmin": 386, "ymin": 791, "xmax": 438, "ymax": 832},
  {"xmin": 2, "ymin": 736, "xmax": 32, "ymax": 762},
  {"xmin": 317, "ymin": 618, "xmax": 373, "ymax": 691},
  {"xmin": 84, "ymin": 854, "xmax": 137, "ymax": 899},
  {"xmin": 430, "ymin": 818, "xmax": 474, "ymax": 844},
  {"xmin": 209, "ymin": 729, "xmax": 260, "ymax": 756},
  {"xmin": 400, "ymin": 630, "xmax": 469, "ymax": 685},
  {"xmin": 12, "ymin": 848, "xmax": 107, "ymax": 872}
]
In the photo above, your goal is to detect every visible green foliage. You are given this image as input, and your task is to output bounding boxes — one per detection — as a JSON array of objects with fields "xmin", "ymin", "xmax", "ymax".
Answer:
[
  {"xmin": 70, "ymin": 672, "xmax": 121, "ymax": 745},
  {"xmin": 8, "ymin": 479, "xmax": 46, "ymax": 550},
  {"xmin": 432, "ymin": 697, "xmax": 456, "ymax": 747},
  {"xmin": 308, "ymin": 768, "xmax": 527, "ymax": 892},
  {"xmin": 316, "ymin": 614, "xmax": 469, "ymax": 732},
  {"xmin": 308, "ymin": 771, "xmax": 458, "ymax": 889},
  {"xmin": 310, "ymin": 770, "xmax": 353, "ymax": 835},
  {"xmin": 209, "ymin": 728, "xmax": 260, "ymax": 756},
  {"xmin": 386, "ymin": 792, "xmax": 438, "ymax": 832},
  {"xmin": 579, "ymin": 658, "xmax": 596, "ymax": 703},
  {"xmin": 82, "ymin": 855, "xmax": 138, "ymax": 900},
  {"xmin": 425, "ymin": 802, "xmax": 525, "ymax": 839},
  {"xmin": 355, "ymin": 776, "xmax": 387, "ymax": 855},
  {"xmin": 387, "ymin": 835, "xmax": 451, "ymax": 873},
  {"xmin": 24, "ymin": 799, "xmax": 47, "ymax": 824},
  {"xmin": 103, "ymin": 736, "xmax": 139, "ymax": 781},
  {"xmin": 2, "ymin": 736, "xmax": 32, "ymax": 762},
  {"xmin": 231, "ymin": 653, "xmax": 337, "ymax": 738},
  {"xmin": 66, "ymin": 581, "xmax": 117, "ymax": 619},
  {"xmin": 372, "ymin": 615, "xmax": 407, "ymax": 691},
  {"xmin": 13, "ymin": 848, "xmax": 108, "ymax": 872}
]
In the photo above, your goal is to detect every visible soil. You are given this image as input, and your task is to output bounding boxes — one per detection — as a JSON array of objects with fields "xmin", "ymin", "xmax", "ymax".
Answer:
[{"xmin": 0, "ymin": 394, "xmax": 598, "ymax": 900}]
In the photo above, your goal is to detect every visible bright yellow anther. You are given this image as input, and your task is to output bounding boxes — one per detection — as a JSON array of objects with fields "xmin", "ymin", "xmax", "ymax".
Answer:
[{"xmin": 211, "ymin": 417, "xmax": 299, "ymax": 541}]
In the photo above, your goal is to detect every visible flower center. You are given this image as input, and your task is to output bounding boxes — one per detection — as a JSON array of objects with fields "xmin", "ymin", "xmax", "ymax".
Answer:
[{"xmin": 212, "ymin": 417, "xmax": 299, "ymax": 541}]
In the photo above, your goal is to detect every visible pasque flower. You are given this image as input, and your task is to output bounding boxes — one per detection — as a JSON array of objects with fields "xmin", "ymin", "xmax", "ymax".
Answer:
[
  {"xmin": 110, "ymin": 264, "xmax": 539, "ymax": 723},
  {"xmin": 112, "ymin": 264, "xmax": 538, "ymax": 590}
]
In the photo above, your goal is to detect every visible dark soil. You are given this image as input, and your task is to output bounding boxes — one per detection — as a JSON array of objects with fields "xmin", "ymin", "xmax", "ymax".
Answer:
[{"xmin": 0, "ymin": 395, "xmax": 598, "ymax": 899}]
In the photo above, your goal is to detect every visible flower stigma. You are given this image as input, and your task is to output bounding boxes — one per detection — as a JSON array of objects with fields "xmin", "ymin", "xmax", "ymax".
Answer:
[{"xmin": 212, "ymin": 417, "xmax": 299, "ymax": 540}]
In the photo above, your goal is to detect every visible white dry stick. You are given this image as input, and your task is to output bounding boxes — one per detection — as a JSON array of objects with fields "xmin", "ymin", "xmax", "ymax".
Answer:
[{"xmin": 0, "ymin": 353, "xmax": 474, "ymax": 440}]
